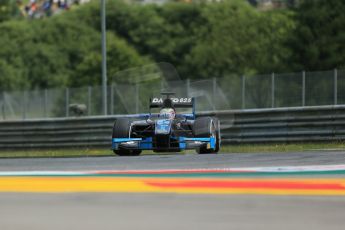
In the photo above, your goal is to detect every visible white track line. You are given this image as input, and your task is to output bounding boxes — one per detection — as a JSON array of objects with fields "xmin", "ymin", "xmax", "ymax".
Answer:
[{"xmin": 0, "ymin": 164, "xmax": 345, "ymax": 176}]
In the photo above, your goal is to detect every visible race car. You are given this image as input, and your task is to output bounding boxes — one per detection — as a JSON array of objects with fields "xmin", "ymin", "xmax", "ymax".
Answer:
[{"xmin": 111, "ymin": 93, "xmax": 220, "ymax": 156}]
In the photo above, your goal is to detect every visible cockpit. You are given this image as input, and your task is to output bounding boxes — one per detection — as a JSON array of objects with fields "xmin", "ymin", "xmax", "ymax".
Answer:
[{"xmin": 159, "ymin": 108, "xmax": 176, "ymax": 120}]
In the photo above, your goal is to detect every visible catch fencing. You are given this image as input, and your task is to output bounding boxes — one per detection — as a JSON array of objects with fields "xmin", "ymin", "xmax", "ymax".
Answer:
[
  {"xmin": 0, "ymin": 105, "xmax": 345, "ymax": 150},
  {"xmin": 0, "ymin": 69, "xmax": 344, "ymax": 121}
]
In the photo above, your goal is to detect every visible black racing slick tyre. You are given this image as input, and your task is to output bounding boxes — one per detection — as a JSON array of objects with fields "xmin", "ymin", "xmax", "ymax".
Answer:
[
  {"xmin": 112, "ymin": 118, "xmax": 142, "ymax": 156},
  {"xmin": 193, "ymin": 117, "xmax": 220, "ymax": 154}
]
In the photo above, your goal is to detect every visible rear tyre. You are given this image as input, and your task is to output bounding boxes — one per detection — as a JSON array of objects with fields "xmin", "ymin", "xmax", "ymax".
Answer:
[
  {"xmin": 193, "ymin": 117, "xmax": 220, "ymax": 154},
  {"xmin": 213, "ymin": 118, "xmax": 221, "ymax": 153},
  {"xmin": 112, "ymin": 118, "xmax": 142, "ymax": 156}
]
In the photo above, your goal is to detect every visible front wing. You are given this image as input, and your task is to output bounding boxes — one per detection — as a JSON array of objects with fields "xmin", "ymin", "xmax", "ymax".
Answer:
[{"xmin": 112, "ymin": 136, "xmax": 216, "ymax": 151}]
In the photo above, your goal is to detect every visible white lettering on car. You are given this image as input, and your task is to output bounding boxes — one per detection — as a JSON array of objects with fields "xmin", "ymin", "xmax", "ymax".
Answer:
[
  {"xmin": 152, "ymin": 98, "xmax": 163, "ymax": 103},
  {"xmin": 152, "ymin": 98, "xmax": 192, "ymax": 104}
]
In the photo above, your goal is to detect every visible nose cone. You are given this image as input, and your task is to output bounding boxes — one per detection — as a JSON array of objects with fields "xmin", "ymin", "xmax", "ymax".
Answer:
[{"xmin": 155, "ymin": 119, "xmax": 172, "ymax": 135}]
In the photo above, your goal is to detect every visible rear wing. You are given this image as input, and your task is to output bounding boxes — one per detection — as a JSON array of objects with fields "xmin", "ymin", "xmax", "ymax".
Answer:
[{"xmin": 149, "ymin": 97, "xmax": 194, "ymax": 108}]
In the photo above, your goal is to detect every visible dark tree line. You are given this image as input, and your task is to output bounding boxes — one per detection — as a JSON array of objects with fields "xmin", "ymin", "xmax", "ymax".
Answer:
[{"xmin": 0, "ymin": 0, "xmax": 344, "ymax": 91}]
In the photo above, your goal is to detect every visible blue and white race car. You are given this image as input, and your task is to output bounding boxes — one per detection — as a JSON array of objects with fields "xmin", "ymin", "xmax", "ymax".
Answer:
[{"xmin": 111, "ymin": 93, "xmax": 220, "ymax": 156}]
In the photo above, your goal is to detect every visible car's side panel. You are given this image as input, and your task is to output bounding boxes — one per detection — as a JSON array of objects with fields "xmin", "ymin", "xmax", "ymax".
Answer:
[{"xmin": 139, "ymin": 137, "xmax": 153, "ymax": 149}]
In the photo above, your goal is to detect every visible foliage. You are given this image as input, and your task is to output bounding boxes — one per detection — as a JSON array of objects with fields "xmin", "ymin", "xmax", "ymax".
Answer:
[
  {"xmin": 288, "ymin": 0, "xmax": 345, "ymax": 71},
  {"xmin": 0, "ymin": 9, "xmax": 148, "ymax": 90},
  {"xmin": 0, "ymin": 0, "xmax": 344, "ymax": 91},
  {"xmin": 71, "ymin": 32, "xmax": 149, "ymax": 86},
  {"xmin": 0, "ymin": 0, "xmax": 13, "ymax": 23},
  {"xmin": 101, "ymin": 0, "xmax": 295, "ymax": 78},
  {"xmin": 184, "ymin": 0, "xmax": 295, "ymax": 78}
]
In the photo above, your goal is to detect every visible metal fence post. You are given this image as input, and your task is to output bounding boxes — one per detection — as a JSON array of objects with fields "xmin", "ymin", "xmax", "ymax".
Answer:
[
  {"xmin": 22, "ymin": 90, "xmax": 26, "ymax": 120},
  {"xmin": 65, "ymin": 88, "xmax": 69, "ymax": 117},
  {"xmin": 241, "ymin": 75, "xmax": 246, "ymax": 109},
  {"xmin": 110, "ymin": 84, "xmax": 114, "ymax": 115},
  {"xmin": 302, "ymin": 71, "xmax": 305, "ymax": 107},
  {"xmin": 271, "ymin": 72, "xmax": 275, "ymax": 108},
  {"xmin": 334, "ymin": 68, "xmax": 338, "ymax": 105},
  {"xmin": 88, "ymin": 86, "xmax": 92, "ymax": 116},
  {"xmin": 213, "ymin": 77, "xmax": 217, "ymax": 110},
  {"xmin": 135, "ymin": 83, "xmax": 139, "ymax": 114},
  {"xmin": 44, "ymin": 89, "xmax": 48, "ymax": 118},
  {"xmin": 1, "ymin": 92, "xmax": 5, "ymax": 120},
  {"xmin": 101, "ymin": 0, "xmax": 108, "ymax": 116},
  {"xmin": 186, "ymin": 79, "xmax": 190, "ymax": 97}
]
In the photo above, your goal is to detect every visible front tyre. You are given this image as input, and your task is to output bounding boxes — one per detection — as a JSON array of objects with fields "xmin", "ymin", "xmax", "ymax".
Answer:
[
  {"xmin": 193, "ymin": 117, "xmax": 220, "ymax": 154},
  {"xmin": 112, "ymin": 118, "xmax": 142, "ymax": 156}
]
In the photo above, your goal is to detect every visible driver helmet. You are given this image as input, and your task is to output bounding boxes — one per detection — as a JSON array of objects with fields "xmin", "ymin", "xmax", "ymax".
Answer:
[{"xmin": 160, "ymin": 108, "xmax": 175, "ymax": 120}]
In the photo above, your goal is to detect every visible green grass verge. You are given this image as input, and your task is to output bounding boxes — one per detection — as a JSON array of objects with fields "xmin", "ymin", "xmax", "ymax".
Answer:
[
  {"xmin": 0, "ymin": 149, "xmax": 113, "ymax": 158},
  {"xmin": 220, "ymin": 142, "xmax": 345, "ymax": 153},
  {"xmin": 0, "ymin": 142, "xmax": 344, "ymax": 158}
]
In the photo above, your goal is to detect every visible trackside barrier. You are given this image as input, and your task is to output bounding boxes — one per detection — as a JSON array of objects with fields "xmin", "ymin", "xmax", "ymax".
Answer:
[{"xmin": 0, "ymin": 105, "xmax": 345, "ymax": 149}]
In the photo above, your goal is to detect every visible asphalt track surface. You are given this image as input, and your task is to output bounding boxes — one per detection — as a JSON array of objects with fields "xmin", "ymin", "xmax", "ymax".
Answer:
[
  {"xmin": 1, "ymin": 151, "xmax": 345, "ymax": 230},
  {"xmin": 1, "ymin": 150, "xmax": 345, "ymax": 171},
  {"xmin": 1, "ymin": 193, "xmax": 344, "ymax": 230}
]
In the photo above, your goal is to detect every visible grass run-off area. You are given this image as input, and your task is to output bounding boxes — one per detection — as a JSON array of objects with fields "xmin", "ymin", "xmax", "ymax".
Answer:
[{"xmin": 0, "ymin": 142, "xmax": 344, "ymax": 158}]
